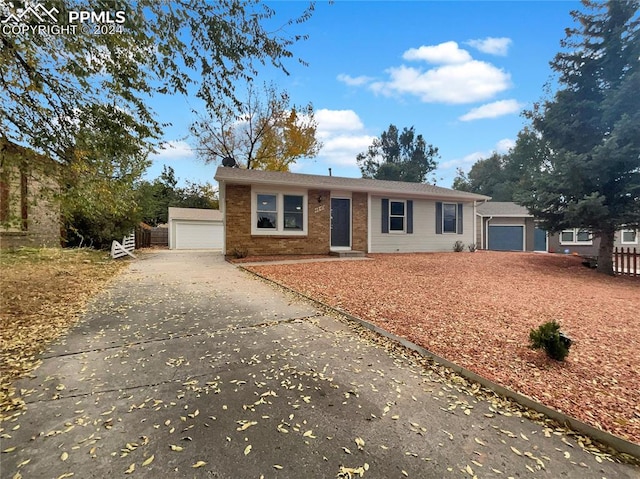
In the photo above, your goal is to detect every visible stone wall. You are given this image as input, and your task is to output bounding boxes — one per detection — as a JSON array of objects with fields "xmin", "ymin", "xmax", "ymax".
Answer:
[{"xmin": 0, "ymin": 163, "xmax": 60, "ymax": 249}]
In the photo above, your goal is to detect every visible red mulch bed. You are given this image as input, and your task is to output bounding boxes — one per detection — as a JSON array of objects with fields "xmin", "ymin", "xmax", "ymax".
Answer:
[{"xmin": 246, "ymin": 251, "xmax": 640, "ymax": 444}]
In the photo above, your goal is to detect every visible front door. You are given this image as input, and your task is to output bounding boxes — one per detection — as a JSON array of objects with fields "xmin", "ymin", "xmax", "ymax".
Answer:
[
  {"xmin": 331, "ymin": 198, "xmax": 350, "ymax": 248},
  {"xmin": 534, "ymin": 227, "xmax": 547, "ymax": 252}
]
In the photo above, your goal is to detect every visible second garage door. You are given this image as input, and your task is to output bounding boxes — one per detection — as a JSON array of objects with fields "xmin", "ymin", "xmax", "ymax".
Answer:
[
  {"xmin": 488, "ymin": 225, "xmax": 524, "ymax": 251},
  {"xmin": 174, "ymin": 221, "xmax": 223, "ymax": 250}
]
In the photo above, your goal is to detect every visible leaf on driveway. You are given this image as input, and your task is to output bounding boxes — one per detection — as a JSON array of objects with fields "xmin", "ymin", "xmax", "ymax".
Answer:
[
  {"xmin": 142, "ymin": 455, "xmax": 154, "ymax": 466},
  {"xmin": 244, "ymin": 445, "xmax": 252, "ymax": 455},
  {"xmin": 192, "ymin": 461, "xmax": 207, "ymax": 468},
  {"xmin": 125, "ymin": 463, "xmax": 135, "ymax": 474}
]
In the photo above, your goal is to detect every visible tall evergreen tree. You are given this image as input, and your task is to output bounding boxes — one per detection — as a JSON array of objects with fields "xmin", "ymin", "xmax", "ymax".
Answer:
[
  {"xmin": 519, "ymin": 0, "xmax": 640, "ymax": 274},
  {"xmin": 357, "ymin": 125, "xmax": 439, "ymax": 183}
]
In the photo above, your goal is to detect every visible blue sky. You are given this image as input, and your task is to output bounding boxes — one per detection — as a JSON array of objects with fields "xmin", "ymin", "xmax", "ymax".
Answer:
[{"xmin": 146, "ymin": 1, "xmax": 581, "ymax": 188}]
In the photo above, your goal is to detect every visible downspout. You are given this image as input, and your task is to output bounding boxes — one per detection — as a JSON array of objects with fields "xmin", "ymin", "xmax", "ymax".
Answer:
[
  {"xmin": 473, "ymin": 201, "xmax": 478, "ymax": 249},
  {"xmin": 485, "ymin": 216, "xmax": 493, "ymax": 250},
  {"xmin": 218, "ymin": 180, "xmax": 226, "ymax": 255}
]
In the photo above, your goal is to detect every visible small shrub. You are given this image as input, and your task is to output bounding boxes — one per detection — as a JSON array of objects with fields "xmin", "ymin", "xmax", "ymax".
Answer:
[
  {"xmin": 453, "ymin": 240, "xmax": 465, "ymax": 252},
  {"xmin": 468, "ymin": 243, "xmax": 477, "ymax": 252},
  {"xmin": 529, "ymin": 320, "xmax": 572, "ymax": 361},
  {"xmin": 232, "ymin": 246, "xmax": 248, "ymax": 259}
]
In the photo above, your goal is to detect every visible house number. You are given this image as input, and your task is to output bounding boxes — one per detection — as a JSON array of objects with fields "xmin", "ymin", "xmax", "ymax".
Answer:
[{"xmin": 314, "ymin": 205, "xmax": 326, "ymax": 214}]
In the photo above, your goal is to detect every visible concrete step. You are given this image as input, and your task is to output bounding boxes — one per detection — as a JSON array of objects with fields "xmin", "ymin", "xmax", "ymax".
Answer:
[{"xmin": 329, "ymin": 250, "xmax": 366, "ymax": 258}]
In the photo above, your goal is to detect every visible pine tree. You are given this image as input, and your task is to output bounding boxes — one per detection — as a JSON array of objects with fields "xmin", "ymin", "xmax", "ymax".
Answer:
[{"xmin": 520, "ymin": 0, "xmax": 640, "ymax": 274}]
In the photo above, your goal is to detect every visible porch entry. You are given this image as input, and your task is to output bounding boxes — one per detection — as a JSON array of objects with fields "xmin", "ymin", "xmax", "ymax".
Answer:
[{"xmin": 330, "ymin": 198, "xmax": 350, "ymax": 248}]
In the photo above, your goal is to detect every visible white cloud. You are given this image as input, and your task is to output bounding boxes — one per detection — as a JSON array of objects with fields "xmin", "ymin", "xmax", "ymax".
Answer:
[
  {"xmin": 370, "ymin": 61, "xmax": 511, "ymax": 104},
  {"xmin": 466, "ymin": 37, "xmax": 512, "ymax": 56},
  {"xmin": 439, "ymin": 138, "xmax": 515, "ymax": 170},
  {"xmin": 459, "ymin": 99, "xmax": 524, "ymax": 121},
  {"xmin": 316, "ymin": 109, "xmax": 364, "ymax": 133},
  {"xmin": 152, "ymin": 140, "xmax": 195, "ymax": 161},
  {"xmin": 341, "ymin": 40, "xmax": 513, "ymax": 105},
  {"xmin": 337, "ymin": 73, "xmax": 374, "ymax": 87},
  {"xmin": 496, "ymin": 138, "xmax": 516, "ymax": 153},
  {"xmin": 306, "ymin": 109, "xmax": 376, "ymax": 168},
  {"xmin": 403, "ymin": 41, "xmax": 472, "ymax": 64},
  {"xmin": 319, "ymin": 134, "xmax": 376, "ymax": 167}
]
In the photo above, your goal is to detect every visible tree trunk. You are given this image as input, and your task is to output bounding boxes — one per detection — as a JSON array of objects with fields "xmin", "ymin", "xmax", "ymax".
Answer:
[{"xmin": 597, "ymin": 229, "xmax": 615, "ymax": 276}]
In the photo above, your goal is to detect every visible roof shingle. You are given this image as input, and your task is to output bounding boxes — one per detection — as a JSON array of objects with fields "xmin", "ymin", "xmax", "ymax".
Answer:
[{"xmin": 214, "ymin": 166, "xmax": 490, "ymax": 201}]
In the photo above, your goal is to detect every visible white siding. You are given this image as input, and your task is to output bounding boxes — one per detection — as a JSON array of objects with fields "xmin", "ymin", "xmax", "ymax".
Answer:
[{"xmin": 370, "ymin": 196, "xmax": 476, "ymax": 253}]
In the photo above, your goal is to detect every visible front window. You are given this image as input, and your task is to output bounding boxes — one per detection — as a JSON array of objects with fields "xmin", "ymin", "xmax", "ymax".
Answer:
[
  {"xmin": 621, "ymin": 229, "xmax": 638, "ymax": 244},
  {"xmin": 443, "ymin": 203, "xmax": 457, "ymax": 233},
  {"xmin": 257, "ymin": 194, "xmax": 277, "ymax": 229},
  {"xmin": 283, "ymin": 195, "xmax": 303, "ymax": 231},
  {"xmin": 389, "ymin": 200, "xmax": 405, "ymax": 232},
  {"xmin": 560, "ymin": 229, "xmax": 592, "ymax": 245},
  {"xmin": 253, "ymin": 191, "xmax": 307, "ymax": 235}
]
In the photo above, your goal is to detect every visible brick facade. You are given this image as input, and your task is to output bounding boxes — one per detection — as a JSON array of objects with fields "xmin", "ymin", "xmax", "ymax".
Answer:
[
  {"xmin": 351, "ymin": 192, "xmax": 368, "ymax": 252},
  {"xmin": 225, "ymin": 184, "xmax": 332, "ymax": 256}
]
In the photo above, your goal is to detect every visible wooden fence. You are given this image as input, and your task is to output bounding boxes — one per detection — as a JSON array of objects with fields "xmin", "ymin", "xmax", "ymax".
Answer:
[
  {"xmin": 135, "ymin": 226, "xmax": 151, "ymax": 249},
  {"xmin": 614, "ymin": 247, "xmax": 638, "ymax": 276}
]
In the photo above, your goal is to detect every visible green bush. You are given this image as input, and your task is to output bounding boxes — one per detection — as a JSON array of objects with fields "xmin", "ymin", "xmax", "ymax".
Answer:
[
  {"xmin": 453, "ymin": 240, "xmax": 465, "ymax": 252},
  {"xmin": 232, "ymin": 246, "xmax": 248, "ymax": 259},
  {"xmin": 529, "ymin": 321, "xmax": 572, "ymax": 361}
]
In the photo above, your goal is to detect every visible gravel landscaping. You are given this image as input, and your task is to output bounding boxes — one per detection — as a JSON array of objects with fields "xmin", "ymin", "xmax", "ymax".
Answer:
[{"xmin": 246, "ymin": 251, "xmax": 640, "ymax": 444}]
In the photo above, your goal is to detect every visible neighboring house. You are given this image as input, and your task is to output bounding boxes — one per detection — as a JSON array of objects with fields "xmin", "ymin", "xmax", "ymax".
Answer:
[
  {"xmin": 0, "ymin": 140, "xmax": 60, "ymax": 249},
  {"xmin": 549, "ymin": 228, "xmax": 638, "ymax": 256},
  {"xmin": 214, "ymin": 166, "xmax": 489, "ymax": 256},
  {"xmin": 476, "ymin": 202, "xmax": 547, "ymax": 252},
  {"xmin": 475, "ymin": 201, "xmax": 638, "ymax": 255},
  {"xmin": 168, "ymin": 207, "xmax": 223, "ymax": 250}
]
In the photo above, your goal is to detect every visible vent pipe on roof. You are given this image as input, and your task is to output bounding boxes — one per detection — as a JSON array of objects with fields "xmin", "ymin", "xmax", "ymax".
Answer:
[{"xmin": 328, "ymin": 168, "xmax": 332, "ymax": 176}]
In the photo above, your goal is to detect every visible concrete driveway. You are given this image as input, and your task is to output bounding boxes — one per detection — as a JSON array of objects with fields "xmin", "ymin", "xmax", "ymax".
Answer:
[{"xmin": 2, "ymin": 251, "xmax": 638, "ymax": 478}]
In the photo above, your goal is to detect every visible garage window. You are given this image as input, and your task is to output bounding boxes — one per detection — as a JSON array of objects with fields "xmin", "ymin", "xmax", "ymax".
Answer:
[
  {"xmin": 253, "ymin": 191, "xmax": 307, "ymax": 235},
  {"xmin": 560, "ymin": 229, "xmax": 592, "ymax": 245}
]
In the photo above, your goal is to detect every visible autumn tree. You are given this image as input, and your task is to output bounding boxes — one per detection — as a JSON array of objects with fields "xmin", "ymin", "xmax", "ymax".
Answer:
[
  {"xmin": 357, "ymin": 125, "xmax": 439, "ymax": 183},
  {"xmin": 192, "ymin": 83, "xmax": 321, "ymax": 170},
  {"xmin": 518, "ymin": 0, "xmax": 640, "ymax": 274},
  {"xmin": 61, "ymin": 105, "xmax": 151, "ymax": 248}
]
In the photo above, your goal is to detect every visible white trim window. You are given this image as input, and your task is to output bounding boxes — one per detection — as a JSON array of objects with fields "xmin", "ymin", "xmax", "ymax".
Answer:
[
  {"xmin": 621, "ymin": 229, "xmax": 638, "ymax": 244},
  {"xmin": 560, "ymin": 228, "xmax": 592, "ymax": 245},
  {"xmin": 389, "ymin": 200, "xmax": 406, "ymax": 233},
  {"xmin": 253, "ymin": 190, "xmax": 307, "ymax": 235}
]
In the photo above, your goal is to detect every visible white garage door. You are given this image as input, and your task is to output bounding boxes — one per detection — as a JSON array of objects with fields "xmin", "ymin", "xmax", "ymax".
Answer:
[{"xmin": 174, "ymin": 221, "xmax": 223, "ymax": 250}]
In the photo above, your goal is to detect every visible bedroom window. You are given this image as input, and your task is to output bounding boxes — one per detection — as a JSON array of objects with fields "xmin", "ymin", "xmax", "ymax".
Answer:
[
  {"xmin": 442, "ymin": 203, "xmax": 458, "ymax": 233},
  {"xmin": 389, "ymin": 200, "xmax": 405, "ymax": 232}
]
